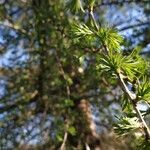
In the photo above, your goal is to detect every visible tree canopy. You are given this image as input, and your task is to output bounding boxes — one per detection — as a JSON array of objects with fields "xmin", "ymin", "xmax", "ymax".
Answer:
[{"xmin": 0, "ymin": 0, "xmax": 150, "ymax": 149}]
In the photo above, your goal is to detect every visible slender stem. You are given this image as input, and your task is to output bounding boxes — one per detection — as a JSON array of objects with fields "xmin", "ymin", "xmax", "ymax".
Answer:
[
  {"xmin": 117, "ymin": 71, "xmax": 150, "ymax": 139},
  {"xmin": 87, "ymin": 1, "xmax": 150, "ymax": 141},
  {"xmin": 102, "ymin": 40, "xmax": 150, "ymax": 140},
  {"xmin": 60, "ymin": 131, "xmax": 68, "ymax": 150},
  {"xmin": 55, "ymin": 52, "xmax": 71, "ymax": 99},
  {"xmin": 0, "ymin": 21, "xmax": 28, "ymax": 35},
  {"xmin": 88, "ymin": 7, "xmax": 99, "ymax": 31},
  {"xmin": 145, "ymin": 101, "xmax": 150, "ymax": 109},
  {"xmin": 56, "ymin": 52, "xmax": 70, "ymax": 149},
  {"xmin": 134, "ymin": 105, "xmax": 150, "ymax": 140},
  {"xmin": 118, "ymin": 72, "xmax": 136, "ymax": 100},
  {"xmin": 85, "ymin": 143, "xmax": 91, "ymax": 150}
]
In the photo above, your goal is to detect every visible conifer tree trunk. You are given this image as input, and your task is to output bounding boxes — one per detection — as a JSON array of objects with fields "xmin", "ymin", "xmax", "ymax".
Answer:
[{"xmin": 77, "ymin": 99, "xmax": 101, "ymax": 149}]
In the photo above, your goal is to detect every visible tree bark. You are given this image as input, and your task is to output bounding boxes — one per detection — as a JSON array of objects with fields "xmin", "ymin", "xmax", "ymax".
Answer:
[{"xmin": 77, "ymin": 99, "xmax": 101, "ymax": 150}]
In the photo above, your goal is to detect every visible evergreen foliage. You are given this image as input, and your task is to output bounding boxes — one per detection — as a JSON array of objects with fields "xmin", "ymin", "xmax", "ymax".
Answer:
[{"xmin": 0, "ymin": 0, "xmax": 150, "ymax": 149}]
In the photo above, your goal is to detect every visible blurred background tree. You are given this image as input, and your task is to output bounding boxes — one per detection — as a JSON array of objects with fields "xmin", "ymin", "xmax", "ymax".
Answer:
[{"xmin": 0, "ymin": 0, "xmax": 150, "ymax": 149}]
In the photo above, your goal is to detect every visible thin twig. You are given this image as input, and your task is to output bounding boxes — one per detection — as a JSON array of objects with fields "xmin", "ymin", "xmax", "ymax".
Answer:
[
  {"xmin": 85, "ymin": 143, "xmax": 91, "ymax": 150},
  {"xmin": 55, "ymin": 51, "xmax": 71, "ymax": 150},
  {"xmin": 97, "ymin": 12, "xmax": 150, "ymax": 138},
  {"xmin": 94, "ymin": 0, "xmax": 150, "ymax": 9},
  {"xmin": 145, "ymin": 101, "xmax": 150, "ymax": 108},
  {"xmin": 0, "ymin": 21, "xmax": 28, "ymax": 35},
  {"xmin": 88, "ymin": 5, "xmax": 99, "ymax": 31},
  {"xmin": 119, "ymin": 21, "xmax": 150, "ymax": 31},
  {"xmin": 55, "ymin": 52, "xmax": 71, "ymax": 98},
  {"xmin": 60, "ymin": 131, "xmax": 68, "ymax": 150},
  {"xmin": 117, "ymin": 71, "xmax": 150, "ymax": 139}
]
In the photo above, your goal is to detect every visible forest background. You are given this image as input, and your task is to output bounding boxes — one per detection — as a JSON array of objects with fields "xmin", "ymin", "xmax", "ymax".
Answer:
[{"xmin": 0, "ymin": 0, "xmax": 150, "ymax": 149}]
